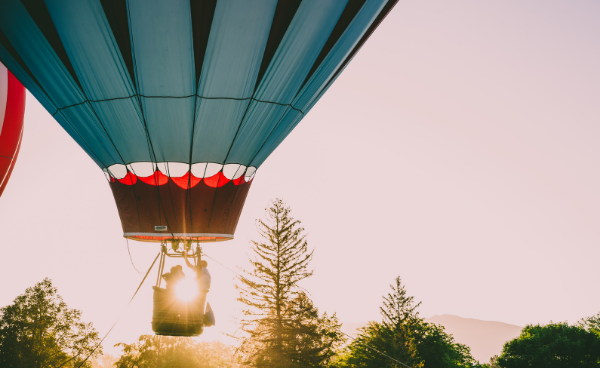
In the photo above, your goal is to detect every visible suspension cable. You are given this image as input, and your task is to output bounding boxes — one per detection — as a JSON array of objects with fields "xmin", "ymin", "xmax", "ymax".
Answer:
[
  {"xmin": 338, "ymin": 330, "xmax": 413, "ymax": 368},
  {"xmin": 58, "ymin": 251, "xmax": 161, "ymax": 368},
  {"xmin": 126, "ymin": 238, "xmax": 143, "ymax": 274},
  {"xmin": 201, "ymin": 252, "xmax": 249, "ymax": 282}
]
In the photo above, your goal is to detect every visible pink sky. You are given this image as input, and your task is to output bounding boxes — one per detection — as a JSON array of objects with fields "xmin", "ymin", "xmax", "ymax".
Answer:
[{"xmin": 1, "ymin": 0, "xmax": 599, "ymax": 355}]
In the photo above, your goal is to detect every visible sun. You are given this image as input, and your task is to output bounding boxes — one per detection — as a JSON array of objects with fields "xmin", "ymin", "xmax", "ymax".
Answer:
[{"xmin": 175, "ymin": 278, "xmax": 198, "ymax": 301}]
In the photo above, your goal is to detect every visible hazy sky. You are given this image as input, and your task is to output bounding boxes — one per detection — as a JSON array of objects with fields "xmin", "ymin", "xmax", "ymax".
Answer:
[{"xmin": 1, "ymin": 0, "xmax": 599, "ymax": 355}]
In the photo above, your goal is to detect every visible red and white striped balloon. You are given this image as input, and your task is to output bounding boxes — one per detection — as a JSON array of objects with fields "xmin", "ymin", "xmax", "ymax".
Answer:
[{"xmin": 0, "ymin": 62, "xmax": 26, "ymax": 197}]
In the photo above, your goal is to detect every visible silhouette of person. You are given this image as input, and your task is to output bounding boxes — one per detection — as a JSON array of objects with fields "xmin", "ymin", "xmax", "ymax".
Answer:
[
  {"xmin": 183, "ymin": 252, "xmax": 212, "ymax": 319},
  {"xmin": 183, "ymin": 253, "xmax": 211, "ymax": 292},
  {"xmin": 161, "ymin": 265, "xmax": 185, "ymax": 292}
]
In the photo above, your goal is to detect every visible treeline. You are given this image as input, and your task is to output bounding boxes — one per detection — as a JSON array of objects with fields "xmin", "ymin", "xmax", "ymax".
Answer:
[
  {"xmin": 1, "ymin": 200, "xmax": 599, "ymax": 367},
  {"xmin": 484, "ymin": 315, "xmax": 600, "ymax": 368},
  {"xmin": 226, "ymin": 200, "xmax": 478, "ymax": 367}
]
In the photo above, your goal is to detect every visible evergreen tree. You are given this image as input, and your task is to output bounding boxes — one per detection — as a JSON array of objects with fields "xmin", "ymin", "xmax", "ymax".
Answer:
[
  {"xmin": 0, "ymin": 278, "xmax": 101, "ymax": 368},
  {"xmin": 236, "ymin": 199, "xmax": 344, "ymax": 367},
  {"xmin": 283, "ymin": 292, "xmax": 345, "ymax": 366},
  {"xmin": 338, "ymin": 277, "xmax": 476, "ymax": 368},
  {"xmin": 338, "ymin": 277, "xmax": 423, "ymax": 368}
]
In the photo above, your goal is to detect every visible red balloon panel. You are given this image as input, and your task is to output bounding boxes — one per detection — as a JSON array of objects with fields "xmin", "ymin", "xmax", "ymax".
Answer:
[{"xmin": 0, "ymin": 65, "xmax": 26, "ymax": 197}]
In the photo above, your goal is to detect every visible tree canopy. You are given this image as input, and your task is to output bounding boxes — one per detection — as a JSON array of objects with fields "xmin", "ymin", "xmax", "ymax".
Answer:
[
  {"xmin": 115, "ymin": 335, "xmax": 238, "ymax": 368},
  {"xmin": 579, "ymin": 313, "xmax": 600, "ymax": 333},
  {"xmin": 336, "ymin": 277, "xmax": 477, "ymax": 368},
  {"xmin": 497, "ymin": 322, "xmax": 600, "ymax": 368},
  {"xmin": 0, "ymin": 278, "xmax": 101, "ymax": 368}
]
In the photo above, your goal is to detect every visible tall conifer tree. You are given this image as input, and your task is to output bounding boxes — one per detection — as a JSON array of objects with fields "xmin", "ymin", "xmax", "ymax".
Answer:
[
  {"xmin": 337, "ymin": 277, "xmax": 477, "ymax": 368},
  {"xmin": 236, "ymin": 199, "xmax": 344, "ymax": 367}
]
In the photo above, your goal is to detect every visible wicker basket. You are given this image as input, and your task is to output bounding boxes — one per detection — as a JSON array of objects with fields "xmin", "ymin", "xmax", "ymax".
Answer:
[{"xmin": 152, "ymin": 286, "xmax": 204, "ymax": 336}]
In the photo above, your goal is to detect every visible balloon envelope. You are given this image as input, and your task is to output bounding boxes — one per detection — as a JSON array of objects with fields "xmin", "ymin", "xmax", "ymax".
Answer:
[
  {"xmin": 0, "ymin": 0, "xmax": 397, "ymax": 241},
  {"xmin": 0, "ymin": 62, "xmax": 25, "ymax": 197}
]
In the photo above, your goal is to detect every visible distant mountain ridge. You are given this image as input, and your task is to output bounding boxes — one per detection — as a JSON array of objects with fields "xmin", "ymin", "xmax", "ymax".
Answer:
[
  {"xmin": 425, "ymin": 315, "xmax": 521, "ymax": 363},
  {"xmin": 340, "ymin": 315, "xmax": 522, "ymax": 364}
]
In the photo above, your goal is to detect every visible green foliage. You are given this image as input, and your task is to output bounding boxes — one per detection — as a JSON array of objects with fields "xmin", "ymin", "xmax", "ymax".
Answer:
[
  {"xmin": 236, "ymin": 199, "xmax": 345, "ymax": 367},
  {"xmin": 579, "ymin": 313, "xmax": 600, "ymax": 333},
  {"xmin": 415, "ymin": 322, "xmax": 476, "ymax": 368},
  {"xmin": 282, "ymin": 292, "xmax": 346, "ymax": 366},
  {"xmin": 489, "ymin": 355, "xmax": 501, "ymax": 368},
  {"xmin": 478, "ymin": 355, "xmax": 500, "ymax": 368},
  {"xmin": 0, "ymin": 278, "xmax": 101, "ymax": 368},
  {"xmin": 380, "ymin": 277, "xmax": 422, "ymax": 330},
  {"xmin": 337, "ymin": 277, "xmax": 476, "ymax": 368},
  {"xmin": 338, "ymin": 277, "xmax": 423, "ymax": 368},
  {"xmin": 336, "ymin": 321, "xmax": 423, "ymax": 368},
  {"xmin": 115, "ymin": 335, "xmax": 239, "ymax": 368},
  {"xmin": 497, "ymin": 322, "xmax": 600, "ymax": 368}
]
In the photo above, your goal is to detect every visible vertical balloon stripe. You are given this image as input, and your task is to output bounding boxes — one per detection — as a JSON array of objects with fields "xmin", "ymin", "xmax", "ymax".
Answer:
[
  {"xmin": 128, "ymin": 0, "xmax": 195, "ymax": 96},
  {"xmin": 0, "ymin": 34, "xmax": 57, "ymax": 114},
  {"xmin": 45, "ymin": 0, "xmax": 151, "ymax": 164},
  {"xmin": 128, "ymin": 0, "xmax": 195, "ymax": 163},
  {"xmin": 190, "ymin": 0, "xmax": 218, "ymax": 87},
  {"xmin": 254, "ymin": 0, "xmax": 303, "ymax": 91},
  {"xmin": 293, "ymin": 0, "xmax": 388, "ymax": 111},
  {"xmin": 300, "ymin": 0, "xmax": 368, "ymax": 92},
  {"xmin": 253, "ymin": 0, "xmax": 348, "ymax": 104},
  {"xmin": 249, "ymin": 109, "xmax": 304, "ymax": 168},
  {"xmin": 20, "ymin": 0, "xmax": 83, "ymax": 90},
  {"xmin": 1, "ymin": 0, "xmax": 111, "ymax": 170},
  {"xmin": 225, "ymin": 101, "xmax": 289, "ymax": 165},
  {"xmin": 0, "ymin": 0, "xmax": 85, "ymax": 108},
  {"xmin": 139, "ymin": 96, "xmax": 195, "ymax": 163},
  {"xmin": 191, "ymin": 0, "xmax": 277, "ymax": 164},
  {"xmin": 58, "ymin": 104, "xmax": 123, "ymax": 165},
  {"xmin": 99, "ymin": 0, "xmax": 136, "ymax": 86},
  {"xmin": 51, "ymin": 110, "xmax": 106, "ymax": 168},
  {"xmin": 191, "ymin": 98, "xmax": 251, "ymax": 164},
  {"xmin": 90, "ymin": 98, "xmax": 152, "ymax": 163},
  {"xmin": 224, "ymin": 1, "xmax": 349, "ymax": 165},
  {"xmin": 45, "ymin": 0, "xmax": 136, "ymax": 100},
  {"xmin": 318, "ymin": 0, "xmax": 399, "ymax": 95},
  {"xmin": 198, "ymin": 0, "xmax": 277, "ymax": 98}
]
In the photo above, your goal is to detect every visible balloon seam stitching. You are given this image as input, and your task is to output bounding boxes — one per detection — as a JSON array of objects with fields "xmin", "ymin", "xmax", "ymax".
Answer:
[{"xmin": 50, "ymin": 95, "xmax": 306, "ymax": 117}]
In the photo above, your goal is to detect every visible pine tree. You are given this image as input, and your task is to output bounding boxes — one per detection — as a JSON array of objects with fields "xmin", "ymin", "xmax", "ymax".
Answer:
[
  {"xmin": 380, "ymin": 277, "xmax": 422, "ymax": 332},
  {"xmin": 339, "ymin": 277, "xmax": 423, "ymax": 368},
  {"xmin": 283, "ymin": 292, "xmax": 345, "ymax": 367},
  {"xmin": 236, "ymin": 199, "xmax": 344, "ymax": 367},
  {"xmin": 338, "ymin": 277, "xmax": 477, "ymax": 368}
]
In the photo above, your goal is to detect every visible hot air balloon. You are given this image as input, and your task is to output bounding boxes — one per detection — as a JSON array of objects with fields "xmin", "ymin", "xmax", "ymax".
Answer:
[
  {"xmin": 0, "ymin": 62, "xmax": 25, "ymax": 197},
  {"xmin": 0, "ymin": 0, "xmax": 397, "ymax": 336}
]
